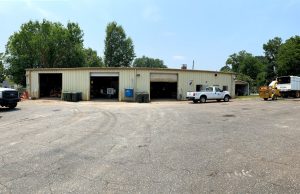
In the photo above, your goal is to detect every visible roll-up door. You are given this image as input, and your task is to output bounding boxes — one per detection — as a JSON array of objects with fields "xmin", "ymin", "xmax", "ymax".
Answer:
[
  {"xmin": 90, "ymin": 72, "xmax": 119, "ymax": 77},
  {"xmin": 150, "ymin": 73, "xmax": 177, "ymax": 82}
]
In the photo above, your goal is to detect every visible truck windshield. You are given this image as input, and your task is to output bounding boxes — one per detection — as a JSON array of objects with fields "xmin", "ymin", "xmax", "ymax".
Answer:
[{"xmin": 277, "ymin": 77, "xmax": 290, "ymax": 84}]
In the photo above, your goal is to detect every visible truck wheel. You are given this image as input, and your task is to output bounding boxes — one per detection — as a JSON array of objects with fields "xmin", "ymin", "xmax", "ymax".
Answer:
[
  {"xmin": 224, "ymin": 95, "xmax": 230, "ymax": 102},
  {"xmin": 8, "ymin": 103, "xmax": 17, "ymax": 109},
  {"xmin": 264, "ymin": 98, "xmax": 268, "ymax": 101},
  {"xmin": 200, "ymin": 96, "xmax": 206, "ymax": 103},
  {"xmin": 296, "ymin": 91, "xmax": 300, "ymax": 98},
  {"xmin": 193, "ymin": 99, "xmax": 198, "ymax": 103}
]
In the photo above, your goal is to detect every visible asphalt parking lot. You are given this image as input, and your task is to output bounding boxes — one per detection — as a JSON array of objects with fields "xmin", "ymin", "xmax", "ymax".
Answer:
[{"xmin": 0, "ymin": 98, "xmax": 300, "ymax": 193}]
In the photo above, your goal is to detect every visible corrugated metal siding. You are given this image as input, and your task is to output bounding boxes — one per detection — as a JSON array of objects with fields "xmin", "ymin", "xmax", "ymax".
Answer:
[
  {"xmin": 63, "ymin": 70, "xmax": 90, "ymax": 100},
  {"xmin": 119, "ymin": 70, "xmax": 135, "ymax": 101},
  {"xmin": 30, "ymin": 71, "xmax": 39, "ymax": 98},
  {"xmin": 178, "ymin": 72, "xmax": 235, "ymax": 100},
  {"xmin": 136, "ymin": 70, "xmax": 150, "ymax": 93}
]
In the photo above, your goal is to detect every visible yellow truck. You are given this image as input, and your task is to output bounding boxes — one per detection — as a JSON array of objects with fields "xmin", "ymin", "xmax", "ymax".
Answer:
[{"xmin": 259, "ymin": 81, "xmax": 280, "ymax": 101}]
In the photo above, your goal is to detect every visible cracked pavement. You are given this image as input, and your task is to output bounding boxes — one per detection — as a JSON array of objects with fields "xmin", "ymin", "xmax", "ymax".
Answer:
[{"xmin": 0, "ymin": 98, "xmax": 300, "ymax": 193}]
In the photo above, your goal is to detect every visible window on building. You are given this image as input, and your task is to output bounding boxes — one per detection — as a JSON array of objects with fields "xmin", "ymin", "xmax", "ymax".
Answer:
[
  {"xmin": 223, "ymin": 86, "xmax": 228, "ymax": 91},
  {"xmin": 196, "ymin": 84, "xmax": 203, "ymax": 91}
]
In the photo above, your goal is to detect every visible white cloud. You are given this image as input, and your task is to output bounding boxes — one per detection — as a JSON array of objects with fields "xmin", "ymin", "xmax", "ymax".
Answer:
[{"xmin": 173, "ymin": 55, "xmax": 185, "ymax": 60}]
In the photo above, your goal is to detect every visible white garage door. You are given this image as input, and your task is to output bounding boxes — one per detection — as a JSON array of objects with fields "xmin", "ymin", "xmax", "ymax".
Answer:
[
  {"xmin": 150, "ymin": 73, "xmax": 178, "ymax": 82},
  {"xmin": 90, "ymin": 72, "xmax": 119, "ymax": 77}
]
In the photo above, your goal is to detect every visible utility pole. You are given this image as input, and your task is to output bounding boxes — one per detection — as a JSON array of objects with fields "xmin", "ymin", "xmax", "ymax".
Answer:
[{"xmin": 192, "ymin": 60, "xmax": 194, "ymax": 70}]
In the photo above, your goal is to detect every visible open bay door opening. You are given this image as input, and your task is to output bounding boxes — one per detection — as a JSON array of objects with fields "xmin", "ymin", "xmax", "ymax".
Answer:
[
  {"xmin": 150, "ymin": 73, "xmax": 178, "ymax": 99},
  {"xmin": 90, "ymin": 72, "xmax": 119, "ymax": 100},
  {"xmin": 39, "ymin": 73, "xmax": 62, "ymax": 98}
]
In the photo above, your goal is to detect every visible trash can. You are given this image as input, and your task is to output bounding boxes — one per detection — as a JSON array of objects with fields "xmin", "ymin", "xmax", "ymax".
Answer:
[
  {"xmin": 63, "ymin": 92, "xmax": 72, "ymax": 101},
  {"xmin": 71, "ymin": 92, "xmax": 80, "ymax": 102},
  {"xmin": 136, "ymin": 93, "xmax": 149, "ymax": 103},
  {"xmin": 62, "ymin": 92, "xmax": 68, "ymax": 101},
  {"xmin": 143, "ymin": 93, "xmax": 150, "ymax": 103},
  {"xmin": 77, "ymin": 92, "xmax": 82, "ymax": 101}
]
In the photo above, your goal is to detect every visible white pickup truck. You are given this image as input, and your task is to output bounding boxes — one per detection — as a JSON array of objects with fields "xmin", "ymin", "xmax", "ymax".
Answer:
[{"xmin": 186, "ymin": 86, "xmax": 231, "ymax": 103}]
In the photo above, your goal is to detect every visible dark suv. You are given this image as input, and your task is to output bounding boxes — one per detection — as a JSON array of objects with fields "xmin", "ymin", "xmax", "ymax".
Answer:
[{"xmin": 0, "ymin": 87, "xmax": 20, "ymax": 109}]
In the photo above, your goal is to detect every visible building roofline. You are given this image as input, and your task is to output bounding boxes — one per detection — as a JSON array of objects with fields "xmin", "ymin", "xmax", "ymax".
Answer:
[{"xmin": 26, "ymin": 67, "xmax": 236, "ymax": 75}]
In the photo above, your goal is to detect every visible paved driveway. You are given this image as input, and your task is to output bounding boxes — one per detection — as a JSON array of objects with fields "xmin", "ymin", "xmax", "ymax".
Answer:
[{"xmin": 0, "ymin": 98, "xmax": 300, "ymax": 193}]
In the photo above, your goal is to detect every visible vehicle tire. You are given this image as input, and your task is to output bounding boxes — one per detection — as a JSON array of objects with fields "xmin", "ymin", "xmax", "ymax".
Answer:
[
  {"xmin": 200, "ymin": 96, "xmax": 206, "ymax": 103},
  {"xmin": 264, "ymin": 98, "xmax": 268, "ymax": 101},
  {"xmin": 8, "ymin": 103, "xmax": 17, "ymax": 109},
  {"xmin": 223, "ymin": 95, "xmax": 230, "ymax": 102},
  {"xmin": 296, "ymin": 91, "xmax": 300, "ymax": 98},
  {"xmin": 193, "ymin": 99, "xmax": 198, "ymax": 103}
]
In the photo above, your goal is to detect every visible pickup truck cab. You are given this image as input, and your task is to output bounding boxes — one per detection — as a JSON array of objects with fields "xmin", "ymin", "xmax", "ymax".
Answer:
[
  {"xmin": 186, "ymin": 86, "xmax": 231, "ymax": 103},
  {"xmin": 0, "ymin": 87, "xmax": 20, "ymax": 109}
]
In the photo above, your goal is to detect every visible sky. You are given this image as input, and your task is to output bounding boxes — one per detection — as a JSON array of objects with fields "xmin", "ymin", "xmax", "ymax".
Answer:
[{"xmin": 0, "ymin": 0, "xmax": 299, "ymax": 70}]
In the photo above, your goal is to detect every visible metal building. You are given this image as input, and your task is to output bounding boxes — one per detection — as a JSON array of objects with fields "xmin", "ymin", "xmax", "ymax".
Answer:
[{"xmin": 26, "ymin": 67, "xmax": 236, "ymax": 101}]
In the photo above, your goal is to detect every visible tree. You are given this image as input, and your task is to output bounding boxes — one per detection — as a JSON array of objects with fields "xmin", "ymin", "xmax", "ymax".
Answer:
[
  {"xmin": 0, "ymin": 53, "xmax": 5, "ymax": 83},
  {"xmin": 225, "ymin": 50, "xmax": 267, "ymax": 91},
  {"xmin": 220, "ymin": 65, "xmax": 232, "ymax": 72},
  {"xmin": 5, "ymin": 19, "xmax": 86, "ymax": 85},
  {"xmin": 84, "ymin": 48, "xmax": 104, "ymax": 67},
  {"xmin": 277, "ymin": 36, "xmax": 300, "ymax": 76},
  {"xmin": 225, "ymin": 50, "xmax": 263, "ymax": 80},
  {"xmin": 104, "ymin": 22, "xmax": 135, "ymax": 67},
  {"xmin": 133, "ymin": 56, "xmax": 167, "ymax": 68},
  {"xmin": 263, "ymin": 37, "xmax": 282, "ymax": 80}
]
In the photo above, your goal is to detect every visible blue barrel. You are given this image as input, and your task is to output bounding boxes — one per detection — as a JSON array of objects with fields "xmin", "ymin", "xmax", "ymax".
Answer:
[{"xmin": 125, "ymin": 89, "xmax": 134, "ymax": 97}]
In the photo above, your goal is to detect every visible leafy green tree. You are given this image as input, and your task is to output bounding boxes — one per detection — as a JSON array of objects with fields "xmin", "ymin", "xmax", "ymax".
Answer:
[
  {"xmin": 277, "ymin": 36, "xmax": 300, "ymax": 76},
  {"xmin": 225, "ymin": 50, "xmax": 263, "ymax": 80},
  {"xmin": 5, "ymin": 19, "xmax": 86, "ymax": 85},
  {"xmin": 104, "ymin": 22, "xmax": 135, "ymax": 67},
  {"xmin": 133, "ymin": 56, "xmax": 167, "ymax": 68},
  {"xmin": 225, "ymin": 50, "xmax": 268, "ymax": 91},
  {"xmin": 220, "ymin": 65, "xmax": 232, "ymax": 72},
  {"xmin": 263, "ymin": 37, "xmax": 282, "ymax": 80},
  {"xmin": 84, "ymin": 48, "xmax": 104, "ymax": 67},
  {"xmin": 0, "ymin": 53, "xmax": 5, "ymax": 83}
]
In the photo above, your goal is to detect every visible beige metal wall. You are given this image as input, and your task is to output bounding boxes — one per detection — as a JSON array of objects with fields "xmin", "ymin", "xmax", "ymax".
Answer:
[
  {"xmin": 26, "ymin": 68, "xmax": 235, "ymax": 101},
  {"xmin": 134, "ymin": 69, "xmax": 235, "ymax": 100},
  {"xmin": 177, "ymin": 71, "xmax": 235, "ymax": 100},
  {"xmin": 63, "ymin": 70, "xmax": 90, "ymax": 100},
  {"xmin": 136, "ymin": 69, "xmax": 150, "ymax": 93}
]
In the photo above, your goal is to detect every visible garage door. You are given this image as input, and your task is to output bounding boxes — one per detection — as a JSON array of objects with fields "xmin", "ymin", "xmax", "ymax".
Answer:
[
  {"xmin": 90, "ymin": 72, "xmax": 119, "ymax": 77},
  {"xmin": 150, "ymin": 73, "xmax": 177, "ymax": 82}
]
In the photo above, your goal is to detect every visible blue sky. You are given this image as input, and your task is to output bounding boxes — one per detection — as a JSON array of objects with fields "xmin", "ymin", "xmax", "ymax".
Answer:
[{"xmin": 0, "ymin": 0, "xmax": 299, "ymax": 70}]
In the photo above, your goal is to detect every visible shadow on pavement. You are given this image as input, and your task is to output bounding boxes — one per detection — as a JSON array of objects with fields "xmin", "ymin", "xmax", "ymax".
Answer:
[{"xmin": 0, "ymin": 108, "xmax": 21, "ymax": 112}]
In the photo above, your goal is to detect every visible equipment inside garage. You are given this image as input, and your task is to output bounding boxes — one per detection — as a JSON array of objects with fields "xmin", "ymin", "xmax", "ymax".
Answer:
[
  {"xmin": 150, "ymin": 73, "xmax": 178, "ymax": 99},
  {"xmin": 90, "ymin": 72, "xmax": 119, "ymax": 99},
  {"xmin": 39, "ymin": 73, "xmax": 62, "ymax": 98},
  {"xmin": 235, "ymin": 80, "xmax": 249, "ymax": 96}
]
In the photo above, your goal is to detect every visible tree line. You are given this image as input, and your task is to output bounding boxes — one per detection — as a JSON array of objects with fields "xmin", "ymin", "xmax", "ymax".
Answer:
[
  {"xmin": 0, "ymin": 20, "xmax": 166, "ymax": 86},
  {"xmin": 220, "ymin": 36, "xmax": 300, "ymax": 91}
]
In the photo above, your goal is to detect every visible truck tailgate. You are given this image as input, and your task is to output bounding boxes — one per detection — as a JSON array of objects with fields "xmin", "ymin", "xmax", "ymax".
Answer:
[{"xmin": 187, "ymin": 92, "xmax": 195, "ymax": 97}]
